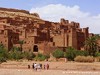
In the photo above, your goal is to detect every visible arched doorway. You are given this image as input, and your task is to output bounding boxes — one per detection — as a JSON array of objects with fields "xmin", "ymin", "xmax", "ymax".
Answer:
[{"xmin": 33, "ymin": 45, "xmax": 38, "ymax": 52}]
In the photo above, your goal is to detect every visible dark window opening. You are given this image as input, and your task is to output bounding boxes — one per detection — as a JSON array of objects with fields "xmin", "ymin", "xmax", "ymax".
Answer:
[{"xmin": 33, "ymin": 45, "xmax": 38, "ymax": 52}]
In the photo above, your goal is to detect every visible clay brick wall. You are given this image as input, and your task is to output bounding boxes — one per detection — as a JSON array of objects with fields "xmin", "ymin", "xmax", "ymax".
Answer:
[
  {"xmin": 83, "ymin": 27, "xmax": 89, "ymax": 39},
  {"xmin": 53, "ymin": 34, "xmax": 64, "ymax": 47},
  {"xmin": 0, "ymin": 19, "xmax": 8, "ymax": 23},
  {"xmin": 0, "ymin": 36, "xmax": 8, "ymax": 49},
  {"xmin": 68, "ymin": 28, "xmax": 77, "ymax": 49},
  {"xmin": 24, "ymin": 37, "xmax": 36, "ymax": 45},
  {"xmin": 38, "ymin": 42, "xmax": 55, "ymax": 54},
  {"xmin": 22, "ymin": 44, "xmax": 32, "ymax": 52},
  {"xmin": 60, "ymin": 18, "xmax": 69, "ymax": 25},
  {"xmin": 77, "ymin": 32, "xmax": 85, "ymax": 50}
]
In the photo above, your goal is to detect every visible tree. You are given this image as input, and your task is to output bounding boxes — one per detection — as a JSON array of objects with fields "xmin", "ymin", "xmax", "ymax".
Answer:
[
  {"xmin": 64, "ymin": 47, "xmax": 89, "ymax": 61},
  {"xmin": 0, "ymin": 44, "xmax": 8, "ymax": 63},
  {"xmin": 52, "ymin": 49, "xmax": 64, "ymax": 59},
  {"xmin": 18, "ymin": 40, "xmax": 24, "ymax": 51},
  {"xmin": 85, "ymin": 36, "xmax": 99, "ymax": 56},
  {"xmin": 64, "ymin": 47, "xmax": 77, "ymax": 61}
]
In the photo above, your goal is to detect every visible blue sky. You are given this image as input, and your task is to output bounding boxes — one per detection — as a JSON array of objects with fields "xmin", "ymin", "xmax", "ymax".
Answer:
[
  {"xmin": 0, "ymin": 0, "xmax": 99, "ymax": 15},
  {"xmin": 0, "ymin": 0, "xmax": 100, "ymax": 33}
]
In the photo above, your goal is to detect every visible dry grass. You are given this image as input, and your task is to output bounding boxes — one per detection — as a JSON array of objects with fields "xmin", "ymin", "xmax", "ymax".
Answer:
[{"xmin": 74, "ymin": 56, "xmax": 94, "ymax": 62}]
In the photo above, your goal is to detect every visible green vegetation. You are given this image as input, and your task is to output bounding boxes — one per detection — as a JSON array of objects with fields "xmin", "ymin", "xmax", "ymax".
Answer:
[
  {"xmin": 34, "ymin": 53, "xmax": 49, "ymax": 61},
  {"xmin": 0, "ymin": 44, "xmax": 8, "ymax": 63},
  {"xmin": 95, "ymin": 52, "xmax": 100, "ymax": 57},
  {"xmin": 85, "ymin": 36, "xmax": 99, "ymax": 56},
  {"xmin": 8, "ymin": 50, "xmax": 23, "ymax": 60},
  {"xmin": 0, "ymin": 43, "xmax": 49, "ymax": 63},
  {"xmin": 23, "ymin": 51, "xmax": 35, "ymax": 60},
  {"xmin": 64, "ymin": 47, "xmax": 76, "ymax": 61},
  {"xmin": 18, "ymin": 40, "xmax": 25, "ymax": 51},
  {"xmin": 52, "ymin": 49, "xmax": 64, "ymax": 59},
  {"xmin": 64, "ymin": 47, "xmax": 89, "ymax": 61}
]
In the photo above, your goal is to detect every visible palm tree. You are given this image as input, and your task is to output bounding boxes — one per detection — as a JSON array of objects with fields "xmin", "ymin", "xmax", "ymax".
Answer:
[
  {"xmin": 85, "ymin": 36, "xmax": 99, "ymax": 56},
  {"xmin": 18, "ymin": 40, "xmax": 24, "ymax": 51}
]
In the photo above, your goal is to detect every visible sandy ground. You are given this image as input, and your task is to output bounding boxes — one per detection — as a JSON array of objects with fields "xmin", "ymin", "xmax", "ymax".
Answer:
[
  {"xmin": 0, "ymin": 61, "xmax": 100, "ymax": 75},
  {"xmin": 0, "ymin": 69, "xmax": 100, "ymax": 75}
]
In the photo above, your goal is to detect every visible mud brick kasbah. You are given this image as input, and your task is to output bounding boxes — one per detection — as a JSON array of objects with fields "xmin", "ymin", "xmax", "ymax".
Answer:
[{"xmin": 0, "ymin": 7, "xmax": 92, "ymax": 54}]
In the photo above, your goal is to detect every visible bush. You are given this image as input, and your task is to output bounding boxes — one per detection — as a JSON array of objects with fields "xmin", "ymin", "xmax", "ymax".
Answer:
[
  {"xmin": 0, "ymin": 50, "xmax": 8, "ymax": 59},
  {"xmin": 86, "ymin": 56, "xmax": 94, "ymax": 62},
  {"xmin": 34, "ymin": 53, "xmax": 48, "ymax": 61},
  {"xmin": 23, "ymin": 51, "xmax": 35, "ymax": 60},
  {"xmin": 64, "ymin": 47, "xmax": 89, "ymax": 61},
  {"xmin": 74, "ymin": 56, "xmax": 85, "ymax": 62},
  {"xmin": 43, "ymin": 54, "xmax": 50, "ymax": 59},
  {"xmin": 95, "ymin": 57, "xmax": 100, "ymax": 62},
  {"xmin": 0, "ymin": 46, "xmax": 8, "ymax": 63},
  {"xmin": 52, "ymin": 49, "xmax": 64, "ymax": 59},
  {"xmin": 0, "ymin": 57, "xmax": 6, "ymax": 63},
  {"xmin": 74, "ymin": 56, "xmax": 94, "ymax": 62},
  {"xmin": 95, "ymin": 52, "xmax": 100, "ymax": 57},
  {"xmin": 64, "ymin": 47, "xmax": 76, "ymax": 61},
  {"xmin": 76, "ymin": 50, "xmax": 89, "ymax": 56},
  {"xmin": 8, "ymin": 50, "xmax": 23, "ymax": 60}
]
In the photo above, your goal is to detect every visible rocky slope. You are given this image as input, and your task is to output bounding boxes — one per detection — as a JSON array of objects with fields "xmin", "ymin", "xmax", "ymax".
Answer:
[
  {"xmin": 0, "ymin": 7, "xmax": 41, "ymax": 20},
  {"xmin": 0, "ymin": 7, "xmax": 45, "ymax": 27}
]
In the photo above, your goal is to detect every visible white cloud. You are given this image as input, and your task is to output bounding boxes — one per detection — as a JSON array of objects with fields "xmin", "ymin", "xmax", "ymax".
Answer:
[{"xmin": 30, "ymin": 4, "xmax": 100, "ymax": 34}]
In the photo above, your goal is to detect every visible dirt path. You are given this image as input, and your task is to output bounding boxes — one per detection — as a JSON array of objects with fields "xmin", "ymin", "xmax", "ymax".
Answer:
[
  {"xmin": 0, "ymin": 61, "xmax": 100, "ymax": 75},
  {"xmin": 0, "ymin": 69, "xmax": 100, "ymax": 75}
]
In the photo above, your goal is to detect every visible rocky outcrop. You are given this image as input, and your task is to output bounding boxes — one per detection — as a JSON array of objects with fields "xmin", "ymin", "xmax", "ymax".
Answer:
[
  {"xmin": 0, "ymin": 7, "xmax": 40, "ymax": 19},
  {"xmin": 0, "ymin": 7, "xmax": 44, "ymax": 28},
  {"xmin": 0, "ymin": 7, "xmax": 29, "ymax": 14}
]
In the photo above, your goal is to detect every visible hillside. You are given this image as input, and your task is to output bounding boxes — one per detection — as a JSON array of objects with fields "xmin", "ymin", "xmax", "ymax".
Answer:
[
  {"xmin": 0, "ymin": 7, "xmax": 42, "ymax": 20},
  {"xmin": 0, "ymin": 7, "xmax": 45, "ymax": 26}
]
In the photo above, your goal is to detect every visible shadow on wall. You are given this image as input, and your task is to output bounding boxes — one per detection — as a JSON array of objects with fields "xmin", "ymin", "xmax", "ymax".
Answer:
[{"xmin": 33, "ymin": 45, "xmax": 38, "ymax": 52}]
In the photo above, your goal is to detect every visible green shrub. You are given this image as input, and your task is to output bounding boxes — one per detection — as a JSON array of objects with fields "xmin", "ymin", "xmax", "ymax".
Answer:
[
  {"xmin": 76, "ymin": 50, "xmax": 89, "ymax": 56},
  {"xmin": 52, "ymin": 49, "xmax": 64, "ymax": 59},
  {"xmin": 0, "ymin": 57, "xmax": 6, "ymax": 63},
  {"xmin": 95, "ymin": 52, "xmax": 100, "ymax": 57},
  {"xmin": 64, "ymin": 47, "xmax": 76, "ymax": 61},
  {"xmin": 22, "ymin": 51, "xmax": 35, "ymax": 60},
  {"xmin": 8, "ymin": 50, "xmax": 23, "ymax": 60},
  {"xmin": 74, "ymin": 56, "xmax": 94, "ymax": 62},
  {"xmin": 0, "ymin": 46, "xmax": 8, "ymax": 63},
  {"xmin": 34, "ymin": 53, "xmax": 47, "ymax": 61},
  {"xmin": 64, "ymin": 47, "xmax": 89, "ymax": 61},
  {"xmin": 0, "ymin": 50, "xmax": 8, "ymax": 58}
]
